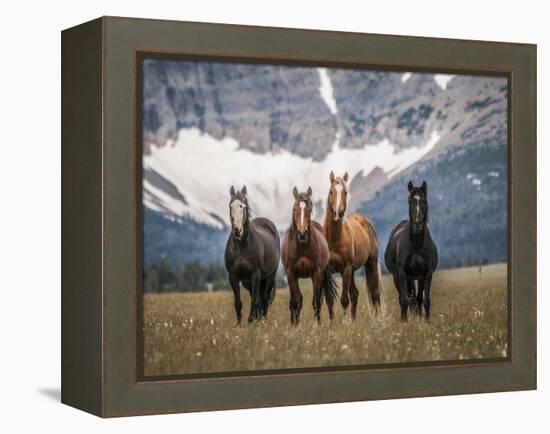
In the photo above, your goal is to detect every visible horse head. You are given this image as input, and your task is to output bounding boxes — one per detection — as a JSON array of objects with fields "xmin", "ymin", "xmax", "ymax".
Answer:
[
  {"xmin": 292, "ymin": 186, "xmax": 313, "ymax": 243},
  {"xmin": 407, "ymin": 181, "xmax": 429, "ymax": 233},
  {"xmin": 328, "ymin": 171, "xmax": 349, "ymax": 221},
  {"xmin": 229, "ymin": 185, "xmax": 249, "ymax": 241}
]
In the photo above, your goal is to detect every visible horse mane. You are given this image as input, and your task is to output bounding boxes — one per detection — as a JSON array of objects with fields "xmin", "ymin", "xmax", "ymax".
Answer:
[
  {"xmin": 246, "ymin": 205, "xmax": 253, "ymax": 224},
  {"xmin": 425, "ymin": 200, "xmax": 429, "ymax": 223}
]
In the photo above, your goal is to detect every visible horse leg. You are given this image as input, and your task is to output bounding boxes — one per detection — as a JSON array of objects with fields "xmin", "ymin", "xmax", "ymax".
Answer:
[
  {"xmin": 261, "ymin": 274, "xmax": 275, "ymax": 318},
  {"xmin": 228, "ymin": 274, "xmax": 242, "ymax": 325},
  {"xmin": 288, "ymin": 273, "xmax": 297, "ymax": 325},
  {"xmin": 340, "ymin": 271, "xmax": 350, "ymax": 313},
  {"xmin": 325, "ymin": 288, "xmax": 335, "ymax": 321},
  {"xmin": 248, "ymin": 271, "xmax": 262, "ymax": 323},
  {"xmin": 407, "ymin": 280, "xmax": 418, "ymax": 315},
  {"xmin": 287, "ymin": 273, "xmax": 302, "ymax": 325},
  {"xmin": 349, "ymin": 273, "xmax": 359, "ymax": 320},
  {"xmin": 311, "ymin": 268, "xmax": 323, "ymax": 324},
  {"xmin": 259, "ymin": 278, "xmax": 268, "ymax": 319},
  {"xmin": 396, "ymin": 269, "xmax": 409, "ymax": 321},
  {"xmin": 365, "ymin": 257, "xmax": 381, "ymax": 317},
  {"xmin": 416, "ymin": 279, "xmax": 424, "ymax": 317},
  {"xmin": 422, "ymin": 274, "xmax": 433, "ymax": 320},
  {"xmin": 341, "ymin": 265, "xmax": 353, "ymax": 317}
]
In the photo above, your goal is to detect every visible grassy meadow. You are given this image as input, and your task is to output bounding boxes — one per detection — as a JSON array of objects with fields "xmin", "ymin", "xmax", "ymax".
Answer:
[{"xmin": 143, "ymin": 263, "xmax": 508, "ymax": 376}]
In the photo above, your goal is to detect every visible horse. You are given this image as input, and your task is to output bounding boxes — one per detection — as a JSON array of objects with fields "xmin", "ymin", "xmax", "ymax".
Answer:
[
  {"xmin": 384, "ymin": 181, "xmax": 438, "ymax": 321},
  {"xmin": 281, "ymin": 187, "xmax": 338, "ymax": 325},
  {"xmin": 324, "ymin": 171, "xmax": 382, "ymax": 319},
  {"xmin": 224, "ymin": 185, "xmax": 281, "ymax": 324}
]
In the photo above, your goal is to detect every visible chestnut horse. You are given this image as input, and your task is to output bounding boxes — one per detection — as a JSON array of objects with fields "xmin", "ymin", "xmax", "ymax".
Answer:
[
  {"xmin": 281, "ymin": 187, "xmax": 338, "ymax": 324},
  {"xmin": 324, "ymin": 171, "xmax": 381, "ymax": 319}
]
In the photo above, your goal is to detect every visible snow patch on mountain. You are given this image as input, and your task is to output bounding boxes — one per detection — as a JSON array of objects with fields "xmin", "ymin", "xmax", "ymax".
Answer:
[
  {"xmin": 143, "ymin": 128, "xmax": 440, "ymax": 229},
  {"xmin": 434, "ymin": 74, "xmax": 455, "ymax": 90},
  {"xmin": 317, "ymin": 68, "xmax": 338, "ymax": 114}
]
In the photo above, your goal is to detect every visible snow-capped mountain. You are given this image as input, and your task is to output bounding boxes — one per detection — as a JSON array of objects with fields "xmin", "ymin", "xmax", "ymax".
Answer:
[
  {"xmin": 142, "ymin": 59, "xmax": 507, "ymax": 269},
  {"xmin": 143, "ymin": 128, "xmax": 440, "ymax": 230}
]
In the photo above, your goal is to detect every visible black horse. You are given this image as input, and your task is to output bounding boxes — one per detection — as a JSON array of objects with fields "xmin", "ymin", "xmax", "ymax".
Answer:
[
  {"xmin": 384, "ymin": 181, "xmax": 438, "ymax": 321},
  {"xmin": 224, "ymin": 185, "xmax": 281, "ymax": 323}
]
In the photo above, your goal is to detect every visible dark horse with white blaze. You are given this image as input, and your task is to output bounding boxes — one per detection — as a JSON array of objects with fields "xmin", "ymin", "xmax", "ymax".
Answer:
[
  {"xmin": 384, "ymin": 181, "xmax": 438, "ymax": 321},
  {"xmin": 281, "ymin": 187, "xmax": 338, "ymax": 325},
  {"xmin": 224, "ymin": 185, "xmax": 280, "ymax": 323}
]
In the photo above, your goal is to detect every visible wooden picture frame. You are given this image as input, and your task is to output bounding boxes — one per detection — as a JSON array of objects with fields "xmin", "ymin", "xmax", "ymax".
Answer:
[{"xmin": 61, "ymin": 16, "xmax": 536, "ymax": 417}]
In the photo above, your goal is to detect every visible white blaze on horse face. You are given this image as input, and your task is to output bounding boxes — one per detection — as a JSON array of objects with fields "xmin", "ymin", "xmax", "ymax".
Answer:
[
  {"xmin": 334, "ymin": 183, "xmax": 343, "ymax": 219},
  {"xmin": 299, "ymin": 201, "xmax": 306, "ymax": 231},
  {"xmin": 414, "ymin": 195, "xmax": 421, "ymax": 221},
  {"xmin": 230, "ymin": 199, "xmax": 245, "ymax": 232}
]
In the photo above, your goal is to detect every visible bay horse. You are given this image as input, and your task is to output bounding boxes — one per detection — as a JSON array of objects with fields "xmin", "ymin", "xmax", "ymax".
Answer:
[
  {"xmin": 384, "ymin": 181, "xmax": 438, "ymax": 321},
  {"xmin": 281, "ymin": 187, "xmax": 338, "ymax": 325},
  {"xmin": 324, "ymin": 171, "xmax": 381, "ymax": 319},
  {"xmin": 224, "ymin": 185, "xmax": 281, "ymax": 323}
]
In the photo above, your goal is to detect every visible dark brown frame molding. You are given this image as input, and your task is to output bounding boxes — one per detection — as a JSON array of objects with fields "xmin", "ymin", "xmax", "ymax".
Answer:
[{"xmin": 62, "ymin": 16, "xmax": 536, "ymax": 417}]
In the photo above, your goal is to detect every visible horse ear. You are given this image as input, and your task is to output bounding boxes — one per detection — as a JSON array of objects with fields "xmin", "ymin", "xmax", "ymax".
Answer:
[
  {"xmin": 329, "ymin": 170, "xmax": 335, "ymax": 182},
  {"xmin": 230, "ymin": 185, "xmax": 235, "ymax": 197},
  {"xmin": 307, "ymin": 186, "xmax": 312, "ymax": 197},
  {"xmin": 408, "ymin": 181, "xmax": 414, "ymax": 192},
  {"xmin": 241, "ymin": 185, "xmax": 247, "ymax": 195},
  {"xmin": 421, "ymin": 181, "xmax": 427, "ymax": 193},
  {"xmin": 343, "ymin": 172, "xmax": 349, "ymax": 182},
  {"xmin": 292, "ymin": 186, "xmax": 299, "ymax": 199}
]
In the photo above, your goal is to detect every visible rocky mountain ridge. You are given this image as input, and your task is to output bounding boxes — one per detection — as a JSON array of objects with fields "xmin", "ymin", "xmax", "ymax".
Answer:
[{"xmin": 141, "ymin": 59, "xmax": 507, "ymax": 269}]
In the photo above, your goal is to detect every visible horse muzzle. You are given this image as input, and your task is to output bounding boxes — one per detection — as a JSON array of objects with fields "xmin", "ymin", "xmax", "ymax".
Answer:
[
  {"xmin": 297, "ymin": 230, "xmax": 309, "ymax": 243},
  {"xmin": 410, "ymin": 222, "xmax": 424, "ymax": 234},
  {"xmin": 233, "ymin": 228, "xmax": 243, "ymax": 240}
]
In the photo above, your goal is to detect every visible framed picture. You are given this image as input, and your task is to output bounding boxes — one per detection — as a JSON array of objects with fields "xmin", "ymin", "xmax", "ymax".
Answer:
[{"xmin": 61, "ymin": 16, "xmax": 536, "ymax": 417}]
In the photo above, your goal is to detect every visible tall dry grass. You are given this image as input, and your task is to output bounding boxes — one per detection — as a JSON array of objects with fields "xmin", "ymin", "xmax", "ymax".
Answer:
[{"xmin": 143, "ymin": 264, "xmax": 507, "ymax": 376}]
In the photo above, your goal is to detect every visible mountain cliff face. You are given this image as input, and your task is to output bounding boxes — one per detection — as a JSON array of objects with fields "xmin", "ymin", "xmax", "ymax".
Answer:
[
  {"xmin": 331, "ymin": 71, "xmax": 506, "ymax": 155},
  {"xmin": 142, "ymin": 58, "xmax": 507, "ymax": 269},
  {"xmin": 143, "ymin": 60, "xmax": 337, "ymax": 160},
  {"xmin": 358, "ymin": 145, "xmax": 507, "ymax": 268},
  {"xmin": 353, "ymin": 74, "xmax": 507, "ymax": 268}
]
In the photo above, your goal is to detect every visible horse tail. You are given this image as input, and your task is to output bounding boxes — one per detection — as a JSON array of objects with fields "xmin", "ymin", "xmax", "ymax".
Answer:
[
  {"xmin": 365, "ymin": 256, "xmax": 387, "ymax": 318},
  {"xmin": 268, "ymin": 275, "xmax": 277, "ymax": 305},
  {"xmin": 321, "ymin": 266, "xmax": 339, "ymax": 307},
  {"xmin": 376, "ymin": 262, "xmax": 387, "ymax": 318}
]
